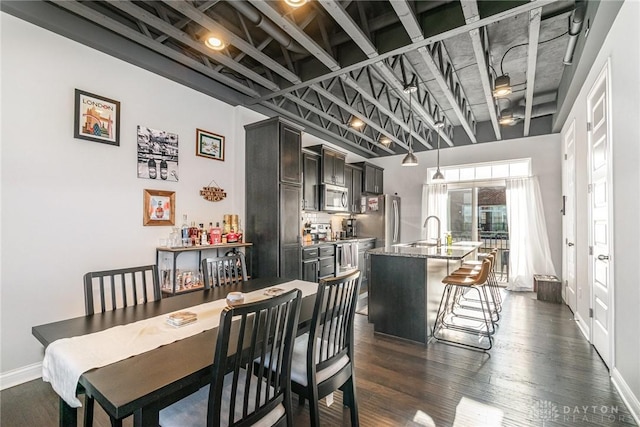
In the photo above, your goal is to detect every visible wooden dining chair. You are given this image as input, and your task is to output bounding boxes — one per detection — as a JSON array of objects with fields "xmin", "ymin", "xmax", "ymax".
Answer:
[
  {"xmin": 201, "ymin": 252, "xmax": 248, "ymax": 289},
  {"xmin": 159, "ymin": 289, "xmax": 302, "ymax": 427},
  {"xmin": 82, "ymin": 264, "xmax": 161, "ymax": 427},
  {"xmin": 291, "ymin": 270, "xmax": 361, "ymax": 427},
  {"xmin": 83, "ymin": 264, "xmax": 161, "ymax": 315}
]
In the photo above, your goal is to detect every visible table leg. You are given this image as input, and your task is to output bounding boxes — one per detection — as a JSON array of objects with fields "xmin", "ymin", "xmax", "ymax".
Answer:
[
  {"xmin": 134, "ymin": 406, "xmax": 160, "ymax": 427},
  {"xmin": 59, "ymin": 396, "xmax": 77, "ymax": 427}
]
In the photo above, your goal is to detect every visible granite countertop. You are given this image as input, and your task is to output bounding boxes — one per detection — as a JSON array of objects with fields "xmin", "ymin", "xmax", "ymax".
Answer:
[
  {"xmin": 301, "ymin": 237, "xmax": 375, "ymax": 248},
  {"xmin": 368, "ymin": 241, "xmax": 482, "ymax": 260}
]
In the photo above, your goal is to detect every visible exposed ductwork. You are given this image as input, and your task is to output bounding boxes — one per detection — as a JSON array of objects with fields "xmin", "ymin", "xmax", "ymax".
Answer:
[
  {"xmin": 563, "ymin": 0, "xmax": 586, "ymax": 65},
  {"xmin": 227, "ymin": 1, "xmax": 306, "ymax": 54},
  {"xmin": 502, "ymin": 101, "xmax": 557, "ymax": 126}
]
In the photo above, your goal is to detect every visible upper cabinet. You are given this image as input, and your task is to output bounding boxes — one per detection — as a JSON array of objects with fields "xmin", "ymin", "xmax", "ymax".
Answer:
[
  {"xmin": 322, "ymin": 148, "xmax": 346, "ymax": 186},
  {"xmin": 279, "ymin": 124, "xmax": 302, "ymax": 184},
  {"xmin": 306, "ymin": 145, "xmax": 346, "ymax": 187},
  {"xmin": 345, "ymin": 164, "xmax": 363, "ymax": 213},
  {"xmin": 360, "ymin": 163, "xmax": 384, "ymax": 194},
  {"xmin": 302, "ymin": 151, "xmax": 320, "ymax": 211}
]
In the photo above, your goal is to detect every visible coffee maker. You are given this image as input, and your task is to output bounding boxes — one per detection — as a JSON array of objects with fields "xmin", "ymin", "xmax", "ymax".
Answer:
[{"xmin": 343, "ymin": 218, "xmax": 357, "ymax": 238}]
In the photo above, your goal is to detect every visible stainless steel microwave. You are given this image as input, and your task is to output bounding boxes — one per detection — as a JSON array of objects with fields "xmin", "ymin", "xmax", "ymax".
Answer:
[{"xmin": 320, "ymin": 184, "xmax": 349, "ymax": 212}]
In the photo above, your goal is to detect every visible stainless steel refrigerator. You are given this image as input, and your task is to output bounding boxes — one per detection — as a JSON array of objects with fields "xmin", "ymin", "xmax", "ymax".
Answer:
[{"xmin": 357, "ymin": 194, "xmax": 401, "ymax": 247}]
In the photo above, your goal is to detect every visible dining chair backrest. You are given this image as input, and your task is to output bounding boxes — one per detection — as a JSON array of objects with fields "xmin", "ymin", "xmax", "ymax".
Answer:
[
  {"xmin": 308, "ymin": 270, "xmax": 361, "ymax": 385},
  {"xmin": 83, "ymin": 265, "xmax": 161, "ymax": 315},
  {"xmin": 202, "ymin": 252, "xmax": 248, "ymax": 289},
  {"xmin": 209, "ymin": 289, "xmax": 302, "ymax": 427}
]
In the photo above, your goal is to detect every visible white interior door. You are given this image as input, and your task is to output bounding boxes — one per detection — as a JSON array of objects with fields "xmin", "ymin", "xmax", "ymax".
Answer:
[
  {"xmin": 587, "ymin": 62, "xmax": 613, "ymax": 368},
  {"xmin": 563, "ymin": 120, "xmax": 577, "ymax": 313}
]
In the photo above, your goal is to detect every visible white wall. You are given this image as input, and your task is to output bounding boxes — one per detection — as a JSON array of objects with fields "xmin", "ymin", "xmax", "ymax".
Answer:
[
  {"xmin": 560, "ymin": 0, "xmax": 640, "ymax": 416},
  {"xmin": 368, "ymin": 134, "xmax": 563, "ymax": 275},
  {"xmin": 0, "ymin": 13, "xmax": 272, "ymax": 380}
]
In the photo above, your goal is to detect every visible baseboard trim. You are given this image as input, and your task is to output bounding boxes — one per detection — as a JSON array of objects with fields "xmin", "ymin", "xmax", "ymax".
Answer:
[
  {"xmin": 611, "ymin": 368, "xmax": 640, "ymax": 425},
  {"xmin": 0, "ymin": 363, "xmax": 42, "ymax": 391},
  {"xmin": 574, "ymin": 312, "xmax": 590, "ymax": 341}
]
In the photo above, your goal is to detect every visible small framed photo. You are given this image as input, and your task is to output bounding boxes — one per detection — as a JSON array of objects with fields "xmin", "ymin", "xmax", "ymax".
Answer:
[
  {"xmin": 143, "ymin": 189, "xmax": 175, "ymax": 226},
  {"xmin": 196, "ymin": 128, "xmax": 225, "ymax": 161},
  {"xmin": 74, "ymin": 89, "xmax": 120, "ymax": 146}
]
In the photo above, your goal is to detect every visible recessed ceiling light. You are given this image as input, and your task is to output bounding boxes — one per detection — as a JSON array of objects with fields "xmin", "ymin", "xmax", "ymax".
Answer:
[
  {"xmin": 350, "ymin": 117, "xmax": 365, "ymax": 129},
  {"xmin": 284, "ymin": 0, "xmax": 307, "ymax": 7},
  {"xmin": 205, "ymin": 36, "xmax": 225, "ymax": 51},
  {"xmin": 379, "ymin": 136, "xmax": 392, "ymax": 147}
]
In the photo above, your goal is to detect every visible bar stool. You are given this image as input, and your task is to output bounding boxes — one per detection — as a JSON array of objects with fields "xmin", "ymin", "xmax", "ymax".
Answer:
[
  {"xmin": 432, "ymin": 258, "xmax": 494, "ymax": 351},
  {"xmin": 457, "ymin": 249, "xmax": 502, "ymax": 314},
  {"xmin": 452, "ymin": 252, "xmax": 501, "ymax": 322}
]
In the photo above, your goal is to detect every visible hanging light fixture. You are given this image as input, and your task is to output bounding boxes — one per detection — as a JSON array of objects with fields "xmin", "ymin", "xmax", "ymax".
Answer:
[
  {"xmin": 499, "ymin": 108, "xmax": 515, "ymax": 126},
  {"xmin": 493, "ymin": 74, "xmax": 512, "ymax": 97},
  {"xmin": 432, "ymin": 121, "xmax": 445, "ymax": 182},
  {"xmin": 402, "ymin": 83, "xmax": 418, "ymax": 166},
  {"xmin": 204, "ymin": 35, "xmax": 226, "ymax": 51}
]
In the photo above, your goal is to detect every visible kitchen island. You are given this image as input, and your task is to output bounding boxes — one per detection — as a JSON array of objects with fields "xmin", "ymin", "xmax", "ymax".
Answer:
[{"xmin": 367, "ymin": 241, "xmax": 481, "ymax": 344}]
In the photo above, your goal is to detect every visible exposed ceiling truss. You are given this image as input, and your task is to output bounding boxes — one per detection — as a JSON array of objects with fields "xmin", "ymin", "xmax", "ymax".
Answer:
[{"xmin": 3, "ymin": 0, "xmax": 578, "ymax": 158}]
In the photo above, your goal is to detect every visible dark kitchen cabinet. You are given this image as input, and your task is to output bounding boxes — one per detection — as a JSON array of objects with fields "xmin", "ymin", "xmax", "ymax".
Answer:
[
  {"xmin": 307, "ymin": 145, "xmax": 346, "ymax": 186},
  {"xmin": 322, "ymin": 149, "xmax": 345, "ymax": 186},
  {"xmin": 345, "ymin": 164, "xmax": 363, "ymax": 213},
  {"xmin": 358, "ymin": 163, "xmax": 384, "ymax": 194},
  {"xmin": 300, "ymin": 244, "xmax": 335, "ymax": 282},
  {"xmin": 302, "ymin": 151, "xmax": 320, "ymax": 211},
  {"xmin": 245, "ymin": 117, "xmax": 303, "ymax": 279}
]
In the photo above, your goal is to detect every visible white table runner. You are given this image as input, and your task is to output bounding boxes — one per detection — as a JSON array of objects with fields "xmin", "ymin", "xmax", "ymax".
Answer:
[{"xmin": 42, "ymin": 280, "xmax": 318, "ymax": 408}]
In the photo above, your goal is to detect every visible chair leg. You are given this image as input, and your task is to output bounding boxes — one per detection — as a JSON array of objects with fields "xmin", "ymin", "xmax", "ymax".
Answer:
[
  {"xmin": 83, "ymin": 395, "xmax": 94, "ymax": 427},
  {"xmin": 110, "ymin": 419, "xmax": 123, "ymax": 427},
  {"xmin": 342, "ymin": 377, "xmax": 359, "ymax": 426},
  {"xmin": 298, "ymin": 393, "xmax": 306, "ymax": 407},
  {"xmin": 308, "ymin": 388, "xmax": 321, "ymax": 427}
]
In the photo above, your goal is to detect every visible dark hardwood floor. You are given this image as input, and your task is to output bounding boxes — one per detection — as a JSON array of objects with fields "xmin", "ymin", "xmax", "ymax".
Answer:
[{"xmin": 1, "ymin": 291, "xmax": 636, "ymax": 426}]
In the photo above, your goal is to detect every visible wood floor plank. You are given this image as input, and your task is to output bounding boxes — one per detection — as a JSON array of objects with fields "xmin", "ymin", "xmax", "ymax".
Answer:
[{"xmin": 1, "ymin": 291, "xmax": 636, "ymax": 426}]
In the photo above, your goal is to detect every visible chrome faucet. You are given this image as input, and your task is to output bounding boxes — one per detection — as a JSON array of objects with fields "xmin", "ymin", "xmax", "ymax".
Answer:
[{"xmin": 424, "ymin": 215, "xmax": 442, "ymax": 248}]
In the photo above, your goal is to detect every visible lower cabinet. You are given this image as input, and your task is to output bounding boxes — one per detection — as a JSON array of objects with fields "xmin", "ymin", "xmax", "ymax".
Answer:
[
  {"xmin": 301, "ymin": 244, "xmax": 335, "ymax": 282},
  {"xmin": 281, "ymin": 244, "xmax": 301, "ymax": 280}
]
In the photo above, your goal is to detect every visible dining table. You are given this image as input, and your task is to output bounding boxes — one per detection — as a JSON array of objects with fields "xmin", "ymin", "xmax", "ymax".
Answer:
[{"xmin": 31, "ymin": 277, "xmax": 318, "ymax": 427}]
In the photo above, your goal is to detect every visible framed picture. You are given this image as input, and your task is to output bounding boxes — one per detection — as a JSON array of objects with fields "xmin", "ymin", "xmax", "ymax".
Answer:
[
  {"xmin": 137, "ymin": 126, "xmax": 179, "ymax": 181},
  {"xmin": 143, "ymin": 189, "xmax": 175, "ymax": 226},
  {"xmin": 196, "ymin": 128, "xmax": 225, "ymax": 161},
  {"xmin": 74, "ymin": 89, "xmax": 120, "ymax": 146}
]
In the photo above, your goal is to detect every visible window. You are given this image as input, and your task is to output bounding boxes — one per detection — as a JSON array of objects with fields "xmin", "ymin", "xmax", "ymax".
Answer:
[{"xmin": 427, "ymin": 158, "xmax": 531, "ymax": 184}]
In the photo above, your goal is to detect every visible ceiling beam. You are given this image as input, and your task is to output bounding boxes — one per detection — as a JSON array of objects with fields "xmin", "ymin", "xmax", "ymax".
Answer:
[
  {"xmin": 160, "ymin": 0, "xmax": 301, "ymax": 84},
  {"xmin": 260, "ymin": 101, "xmax": 379, "ymax": 157},
  {"xmin": 249, "ymin": 0, "xmax": 559, "ymax": 104},
  {"xmin": 106, "ymin": 1, "xmax": 279, "ymax": 91},
  {"xmin": 461, "ymin": 0, "xmax": 502, "ymax": 140},
  {"xmin": 390, "ymin": 0, "xmax": 477, "ymax": 143},
  {"xmin": 524, "ymin": 8, "xmax": 542, "ymax": 136},
  {"xmin": 49, "ymin": 0, "xmax": 259, "ymax": 97}
]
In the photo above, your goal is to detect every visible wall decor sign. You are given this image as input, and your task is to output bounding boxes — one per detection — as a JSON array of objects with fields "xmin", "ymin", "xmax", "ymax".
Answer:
[
  {"xmin": 74, "ymin": 89, "xmax": 120, "ymax": 146},
  {"xmin": 143, "ymin": 189, "xmax": 175, "ymax": 226},
  {"xmin": 137, "ymin": 126, "xmax": 179, "ymax": 181},
  {"xmin": 196, "ymin": 128, "xmax": 225, "ymax": 161}
]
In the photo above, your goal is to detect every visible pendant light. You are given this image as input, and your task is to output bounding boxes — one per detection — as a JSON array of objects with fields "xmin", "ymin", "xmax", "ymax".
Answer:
[
  {"xmin": 432, "ymin": 121, "xmax": 445, "ymax": 182},
  {"xmin": 402, "ymin": 83, "xmax": 418, "ymax": 167}
]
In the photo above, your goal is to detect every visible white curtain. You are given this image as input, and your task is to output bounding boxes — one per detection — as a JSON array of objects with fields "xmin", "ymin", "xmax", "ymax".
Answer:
[
  {"xmin": 506, "ymin": 177, "xmax": 556, "ymax": 291},
  {"xmin": 421, "ymin": 184, "xmax": 448, "ymax": 242}
]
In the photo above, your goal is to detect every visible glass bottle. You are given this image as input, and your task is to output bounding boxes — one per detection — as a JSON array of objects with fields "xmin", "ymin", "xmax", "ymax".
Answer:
[
  {"xmin": 160, "ymin": 159, "xmax": 168, "ymax": 180},
  {"xmin": 148, "ymin": 158, "xmax": 157, "ymax": 179},
  {"xmin": 237, "ymin": 220, "xmax": 244, "ymax": 243},
  {"xmin": 181, "ymin": 214, "xmax": 189, "ymax": 246}
]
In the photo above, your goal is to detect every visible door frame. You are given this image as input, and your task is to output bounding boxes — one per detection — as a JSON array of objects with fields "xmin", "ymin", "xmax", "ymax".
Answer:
[
  {"xmin": 586, "ymin": 59, "xmax": 615, "ymax": 368},
  {"xmin": 562, "ymin": 118, "xmax": 577, "ymax": 313}
]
